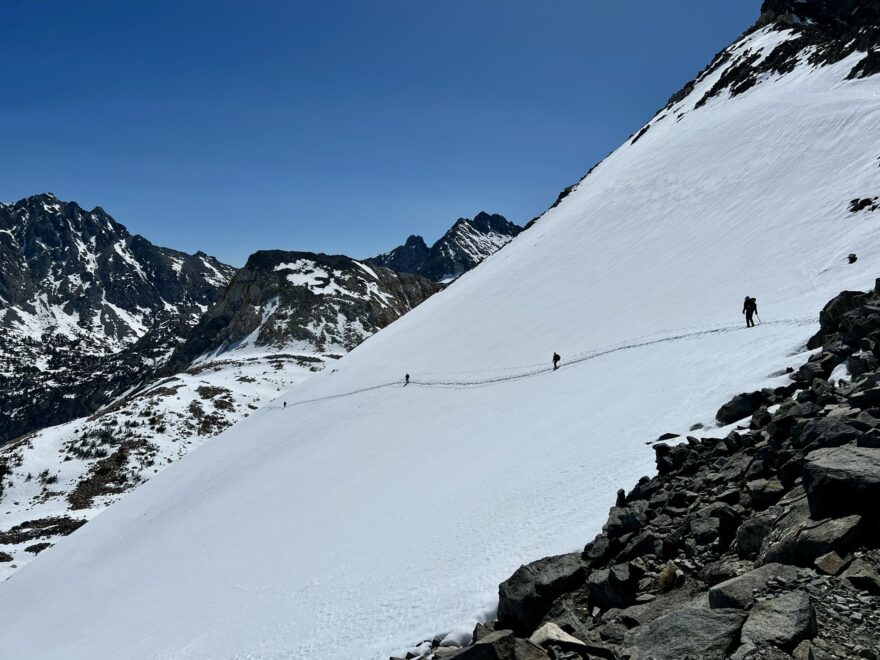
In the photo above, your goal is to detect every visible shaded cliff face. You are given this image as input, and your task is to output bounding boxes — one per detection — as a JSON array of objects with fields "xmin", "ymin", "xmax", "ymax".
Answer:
[
  {"xmin": 0, "ymin": 193, "xmax": 235, "ymax": 444},
  {"xmin": 369, "ymin": 212, "xmax": 522, "ymax": 282},
  {"xmin": 168, "ymin": 250, "xmax": 442, "ymax": 367},
  {"xmin": 760, "ymin": 0, "xmax": 880, "ymax": 28}
]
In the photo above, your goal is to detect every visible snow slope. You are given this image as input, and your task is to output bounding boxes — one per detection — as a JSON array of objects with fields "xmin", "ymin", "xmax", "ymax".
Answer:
[
  {"xmin": 2, "ymin": 24, "xmax": 880, "ymax": 659},
  {"xmin": 0, "ymin": 352, "xmax": 321, "ymax": 580}
]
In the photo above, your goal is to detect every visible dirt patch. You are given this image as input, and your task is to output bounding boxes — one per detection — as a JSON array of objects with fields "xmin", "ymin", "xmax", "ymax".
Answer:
[
  {"xmin": 197, "ymin": 385, "xmax": 230, "ymax": 399},
  {"xmin": 68, "ymin": 442, "xmax": 137, "ymax": 510},
  {"xmin": 25, "ymin": 542, "xmax": 52, "ymax": 555},
  {"xmin": 0, "ymin": 516, "xmax": 86, "ymax": 545}
]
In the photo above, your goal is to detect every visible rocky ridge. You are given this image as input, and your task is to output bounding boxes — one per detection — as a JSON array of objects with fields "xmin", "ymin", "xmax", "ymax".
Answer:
[
  {"xmin": 0, "ymin": 193, "xmax": 235, "ymax": 443},
  {"xmin": 168, "ymin": 250, "xmax": 442, "ymax": 368},
  {"xmin": 369, "ymin": 212, "xmax": 522, "ymax": 283},
  {"xmin": 397, "ymin": 281, "xmax": 880, "ymax": 659}
]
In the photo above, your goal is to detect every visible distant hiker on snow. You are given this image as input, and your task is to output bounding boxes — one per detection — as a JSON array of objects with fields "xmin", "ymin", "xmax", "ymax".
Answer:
[
  {"xmin": 743, "ymin": 296, "xmax": 758, "ymax": 328},
  {"xmin": 552, "ymin": 353, "xmax": 561, "ymax": 370},
  {"xmin": 404, "ymin": 373, "xmax": 410, "ymax": 386},
  {"xmin": 283, "ymin": 401, "xmax": 287, "ymax": 408}
]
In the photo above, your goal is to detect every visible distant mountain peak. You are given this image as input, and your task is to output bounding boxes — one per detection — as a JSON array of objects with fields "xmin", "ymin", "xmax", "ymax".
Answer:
[
  {"xmin": 0, "ymin": 193, "xmax": 236, "ymax": 443},
  {"xmin": 369, "ymin": 212, "xmax": 522, "ymax": 282},
  {"xmin": 760, "ymin": 0, "xmax": 880, "ymax": 28}
]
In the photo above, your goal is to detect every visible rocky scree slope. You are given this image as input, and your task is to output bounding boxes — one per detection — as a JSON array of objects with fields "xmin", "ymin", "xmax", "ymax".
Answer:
[
  {"xmin": 168, "ymin": 250, "xmax": 441, "ymax": 368},
  {"xmin": 402, "ymin": 281, "xmax": 880, "ymax": 660},
  {"xmin": 369, "ymin": 212, "xmax": 521, "ymax": 283},
  {"xmin": 0, "ymin": 193, "xmax": 235, "ymax": 444}
]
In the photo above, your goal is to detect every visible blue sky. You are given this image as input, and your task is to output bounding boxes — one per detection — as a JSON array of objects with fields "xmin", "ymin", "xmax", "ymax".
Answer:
[{"xmin": 1, "ymin": 1, "xmax": 761, "ymax": 266}]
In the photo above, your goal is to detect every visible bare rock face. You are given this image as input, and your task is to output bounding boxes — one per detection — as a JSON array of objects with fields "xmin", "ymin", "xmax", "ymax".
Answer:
[
  {"xmin": 168, "ymin": 250, "xmax": 442, "ymax": 368},
  {"xmin": 803, "ymin": 446, "xmax": 880, "ymax": 519},
  {"xmin": 0, "ymin": 193, "xmax": 235, "ymax": 444},
  {"xmin": 369, "ymin": 212, "xmax": 522, "ymax": 283}
]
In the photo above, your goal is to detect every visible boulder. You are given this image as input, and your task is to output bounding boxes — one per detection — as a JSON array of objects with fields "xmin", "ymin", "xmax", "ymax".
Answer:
[
  {"xmin": 736, "ymin": 514, "xmax": 773, "ymax": 558},
  {"xmin": 746, "ymin": 478, "xmax": 785, "ymax": 511},
  {"xmin": 841, "ymin": 558, "xmax": 880, "ymax": 595},
  {"xmin": 0, "ymin": 552, "xmax": 12, "ymax": 562},
  {"xmin": 794, "ymin": 417, "xmax": 862, "ymax": 450},
  {"xmin": 454, "ymin": 630, "xmax": 550, "ymax": 660},
  {"xmin": 624, "ymin": 607, "xmax": 746, "ymax": 659},
  {"xmin": 497, "ymin": 553, "xmax": 587, "ymax": 634},
  {"xmin": 802, "ymin": 446, "xmax": 880, "ymax": 519},
  {"xmin": 717, "ymin": 391, "xmax": 763, "ymax": 425},
  {"xmin": 708, "ymin": 563, "xmax": 800, "ymax": 610},
  {"xmin": 813, "ymin": 551, "xmax": 852, "ymax": 576},
  {"xmin": 528, "ymin": 623, "xmax": 586, "ymax": 651},
  {"xmin": 587, "ymin": 562, "xmax": 643, "ymax": 610},
  {"xmin": 740, "ymin": 591, "xmax": 817, "ymax": 652}
]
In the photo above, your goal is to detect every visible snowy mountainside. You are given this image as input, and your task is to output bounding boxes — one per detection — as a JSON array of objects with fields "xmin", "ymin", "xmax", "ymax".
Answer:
[
  {"xmin": 168, "ymin": 249, "xmax": 442, "ymax": 368},
  {"xmin": 0, "ymin": 193, "xmax": 235, "ymax": 443},
  {"xmin": 369, "ymin": 211, "xmax": 522, "ymax": 282},
  {"xmin": 2, "ymin": 2, "xmax": 880, "ymax": 659},
  {"xmin": 0, "ymin": 352, "xmax": 321, "ymax": 580},
  {"xmin": 0, "ymin": 250, "xmax": 438, "ymax": 580}
]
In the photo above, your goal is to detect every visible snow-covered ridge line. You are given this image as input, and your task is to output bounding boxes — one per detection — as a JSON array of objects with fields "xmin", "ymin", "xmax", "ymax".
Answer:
[{"xmin": 0, "ymin": 193, "xmax": 236, "ymax": 443}]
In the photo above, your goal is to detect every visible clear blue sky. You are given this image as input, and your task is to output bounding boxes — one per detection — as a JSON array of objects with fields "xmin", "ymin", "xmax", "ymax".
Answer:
[{"xmin": 1, "ymin": 1, "xmax": 762, "ymax": 266}]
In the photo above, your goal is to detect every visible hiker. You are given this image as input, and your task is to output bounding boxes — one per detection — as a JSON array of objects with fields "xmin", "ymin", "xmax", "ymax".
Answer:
[
  {"xmin": 743, "ymin": 296, "xmax": 758, "ymax": 328},
  {"xmin": 404, "ymin": 373, "xmax": 410, "ymax": 386},
  {"xmin": 283, "ymin": 401, "xmax": 287, "ymax": 408},
  {"xmin": 849, "ymin": 253, "xmax": 858, "ymax": 264},
  {"xmin": 552, "ymin": 353, "xmax": 561, "ymax": 370}
]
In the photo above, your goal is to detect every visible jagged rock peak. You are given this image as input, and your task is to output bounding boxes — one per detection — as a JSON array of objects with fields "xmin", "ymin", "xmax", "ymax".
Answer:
[
  {"xmin": 0, "ymin": 193, "xmax": 236, "ymax": 444},
  {"xmin": 368, "ymin": 212, "xmax": 522, "ymax": 282},
  {"xmin": 759, "ymin": 0, "xmax": 880, "ymax": 28}
]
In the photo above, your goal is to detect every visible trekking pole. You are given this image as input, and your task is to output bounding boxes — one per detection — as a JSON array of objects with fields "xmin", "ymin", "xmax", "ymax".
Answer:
[{"xmin": 756, "ymin": 313, "xmax": 762, "ymax": 324}]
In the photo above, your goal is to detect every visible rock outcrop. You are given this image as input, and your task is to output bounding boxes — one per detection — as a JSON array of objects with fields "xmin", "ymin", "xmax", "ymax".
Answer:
[
  {"xmin": 369, "ymin": 212, "xmax": 522, "ymax": 283},
  {"xmin": 168, "ymin": 250, "xmax": 442, "ymax": 368}
]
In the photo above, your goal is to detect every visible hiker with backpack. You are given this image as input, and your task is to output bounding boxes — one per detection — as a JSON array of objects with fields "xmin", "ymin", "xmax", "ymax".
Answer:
[
  {"xmin": 552, "ymin": 353, "xmax": 561, "ymax": 370},
  {"xmin": 743, "ymin": 296, "xmax": 758, "ymax": 328}
]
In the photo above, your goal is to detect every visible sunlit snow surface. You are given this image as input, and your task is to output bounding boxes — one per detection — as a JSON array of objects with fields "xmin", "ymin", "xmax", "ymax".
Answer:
[{"xmin": 2, "ymin": 27, "xmax": 880, "ymax": 659}]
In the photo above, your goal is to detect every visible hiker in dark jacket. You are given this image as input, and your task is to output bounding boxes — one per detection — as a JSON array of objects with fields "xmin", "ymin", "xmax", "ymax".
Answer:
[
  {"xmin": 743, "ymin": 296, "xmax": 758, "ymax": 328},
  {"xmin": 552, "ymin": 353, "xmax": 561, "ymax": 370}
]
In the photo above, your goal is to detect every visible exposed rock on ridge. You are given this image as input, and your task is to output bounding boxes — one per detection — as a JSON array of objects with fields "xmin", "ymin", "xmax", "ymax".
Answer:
[
  {"xmin": 369, "ymin": 212, "xmax": 522, "ymax": 282},
  {"xmin": 0, "ymin": 193, "xmax": 235, "ymax": 444},
  {"xmin": 168, "ymin": 250, "xmax": 442, "ymax": 368}
]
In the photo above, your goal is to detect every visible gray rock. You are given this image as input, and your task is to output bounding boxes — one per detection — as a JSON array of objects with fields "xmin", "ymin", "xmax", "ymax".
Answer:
[
  {"xmin": 841, "ymin": 558, "xmax": 880, "ymax": 595},
  {"xmin": 740, "ymin": 590, "xmax": 817, "ymax": 652},
  {"xmin": 453, "ymin": 630, "xmax": 550, "ymax": 660},
  {"xmin": 795, "ymin": 417, "xmax": 863, "ymax": 450},
  {"xmin": 813, "ymin": 551, "xmax": 852, "ymax": 576},
  {"xmin": 708, "ymin": 563, "xmax": 800, "ymax": 609},
  {"xmin": 717, "ymin": 391, "xmax": 764, "ymax": 425},
  {"xmin": 528, "ymin": 623, "xmax": 586, "ymax": 650},
  {"xmin": 497, "ymin": 553, "xmax": 587, "ymax": 634},
  {"xmin": 587, "ymin": 562, "xmax": 643, "ymax": 610},
  {"xmin": 803, "ymin": 446, "xmax": 880, "ymax": 519},
  {"xmin": 624, "ymin": 607, "xmax": 747, "ymax": 659},
  {"xmin": 737, "ymin": 513, "xmax": 773, "ymax": 558},
  {"xmin": 747, "ymin": 478, "xmax": 786, "ymax": 511}
]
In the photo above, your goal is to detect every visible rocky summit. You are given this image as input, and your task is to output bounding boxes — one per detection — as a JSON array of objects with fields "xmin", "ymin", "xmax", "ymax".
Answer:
[
  {"xmin": 168, "ymin": 249, "xmax": 442, "ymax": 368},
  {"xmin": 369, "ymin": 212, "xmax": 522, "ymax": 283},
  {"xmin": 0, "ymin": 193, "xmax": 235, "ymax": 444},
  {"xmin": 399, "ymin": 282, "xmax": 880, "ymax": 659}
]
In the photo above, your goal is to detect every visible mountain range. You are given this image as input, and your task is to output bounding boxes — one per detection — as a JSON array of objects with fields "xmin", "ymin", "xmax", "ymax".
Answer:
[{"xmin": 1, "ymin": 0, "xmax": 880, "ymax": 658}]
